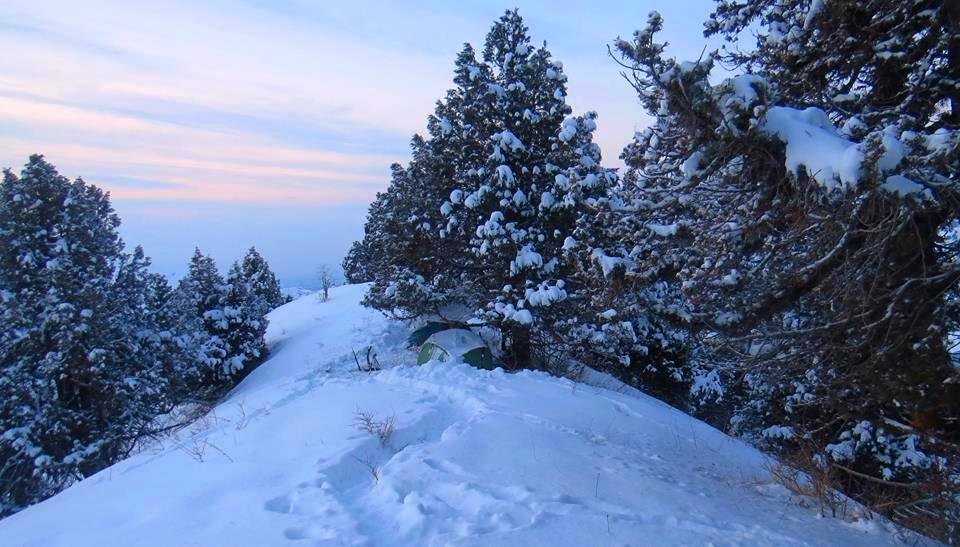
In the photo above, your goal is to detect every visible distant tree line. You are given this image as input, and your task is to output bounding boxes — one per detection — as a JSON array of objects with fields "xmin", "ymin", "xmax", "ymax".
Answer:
[
  {"xmin": 0, "ymin": 155, "xmax": 285, "ymax": 516},
  {"xmin": 344, "ymin": 4, "xmax": 959, "ymax": 540}
]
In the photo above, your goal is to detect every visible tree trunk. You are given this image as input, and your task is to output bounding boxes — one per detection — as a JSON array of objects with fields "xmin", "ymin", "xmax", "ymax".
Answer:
[{"xmin": 507, "ymin": 325, "xmax": 531, "ymax": 370}]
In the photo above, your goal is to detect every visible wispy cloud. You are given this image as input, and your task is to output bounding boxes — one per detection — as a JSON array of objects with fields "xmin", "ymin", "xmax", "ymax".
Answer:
[
  {"xmin": 0, "ymin": 0, "xmax": 458, "ymax": 204},
  {"xmin": 0, "ymin": 0, "xmax": 719, "ymax": 276}
]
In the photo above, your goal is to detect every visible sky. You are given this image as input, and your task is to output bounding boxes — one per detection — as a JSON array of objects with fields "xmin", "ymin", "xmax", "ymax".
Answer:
[{"xmin": 0, "ymin": 0, "xmax": 725, "ymax": 287}]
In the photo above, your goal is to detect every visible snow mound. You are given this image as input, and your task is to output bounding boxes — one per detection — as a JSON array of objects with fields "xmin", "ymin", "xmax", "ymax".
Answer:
[
  {"xmin": 0, "ymin": 284, "xmax": 913, "ymax": 546},
  {"xmin": 761, "ymin": 106, "xmax": 865, "ymax": 190}
]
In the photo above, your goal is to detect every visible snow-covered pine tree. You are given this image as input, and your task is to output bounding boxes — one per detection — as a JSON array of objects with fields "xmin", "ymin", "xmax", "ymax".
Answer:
[
  {"xmin": 220, "ymin": 261, "xmax": 268, "ymax": 381},
  {"xmin": 568, "ymin": 210, "xmax": 694, "ymax": 408},
  {"xmin": 109, "ymin": 245, "xmax": 176, "ymax": 421},
  {"xmin": 349, "ymin": 188, "xmax": 392, "ymax": 290},
  {"xmin": 0, "ymin": 156, "xmax": 167, "ymax": 515},
  {"xmin": 178, "ymin": 248, "xmax": 230, "ymax": 387},
  {"xmin": 0, "ymin": 155, "xmax": 80, "ymax": 514},
  {"xmin": 608, "ymin": 6, "xmax": 958, "ymax": 537},
  {"xmin": 239, "ymin": 247, "xmax": 285, "ymax": 314},
  {"xmin": 436, "ymin": 11, "xmax": 615, "ymax": 368},
  {"xmin": 707, "ymin": 0, "xmax": 959, "ymax": 133},
  {"xmin": 341, "ymin": 240, "xmax": 373, "ymax": 284},
  {"xmin": 142, "ymin": 270, "xmax": 204, "ymax": 402},
  {"xmin": 360, "ymin": 159, "xmax": 453, "ymax": 319},
  {"xmin": 359, "ymin": 42, "xmax": 496, "ymax": 321},
  {"xmin": 357, "ymin": 12, "xmax": 615, "ymax": 369}
]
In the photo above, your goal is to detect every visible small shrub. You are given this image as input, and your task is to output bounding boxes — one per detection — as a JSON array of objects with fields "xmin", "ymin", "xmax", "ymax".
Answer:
[{"xmin": 353, "ymin": 410, "xmax": 395, "ymax": 448}]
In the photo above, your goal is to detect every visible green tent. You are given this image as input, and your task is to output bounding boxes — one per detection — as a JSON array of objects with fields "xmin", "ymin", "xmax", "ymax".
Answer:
[
  {"xmin": 416, "ymin": 329, "xmax": 494, "ymax": 370},
  {"xmin": 407, "ymin": 321, "xmax": 459, "ymax": 347}
]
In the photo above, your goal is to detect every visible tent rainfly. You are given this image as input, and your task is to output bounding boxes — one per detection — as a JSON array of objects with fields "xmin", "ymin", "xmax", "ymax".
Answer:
[
  {"xmin": 407, "ymin": 321, "xmax": 459, "ymax": 347},
  {"xmin": 417, "ymin": 329, "xmax": 494, "ymax": 370}
]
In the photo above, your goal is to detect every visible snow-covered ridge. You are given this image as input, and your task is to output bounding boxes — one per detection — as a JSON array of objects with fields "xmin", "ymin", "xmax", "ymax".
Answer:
[{"xmin": 0, "ymin": 284, "xmax": 915, "ymax": 545}]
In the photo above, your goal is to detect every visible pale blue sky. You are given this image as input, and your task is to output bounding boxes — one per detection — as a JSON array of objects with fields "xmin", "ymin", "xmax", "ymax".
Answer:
[{"xmin": 0, "ymin": 0, "xmax": 722, "ymax": 286}]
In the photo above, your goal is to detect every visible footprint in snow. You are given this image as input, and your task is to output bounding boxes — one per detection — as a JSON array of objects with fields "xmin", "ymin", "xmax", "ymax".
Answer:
[
  {"xmin": 282, "ymin": 523, "xmax": 337, "ymax": 541},
  {"xmin": 264, "ymin": 495, "xmax": 293, "ymax": 514}
]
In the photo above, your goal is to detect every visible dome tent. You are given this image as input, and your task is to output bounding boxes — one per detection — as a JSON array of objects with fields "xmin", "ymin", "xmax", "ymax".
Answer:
[
  {"xmin": 416, "ymin": 329, "xmax": 494, "ymax": 370},
  {"xmin": 406, "ymin": 321, "xmax": 461, "ymax": 347}
]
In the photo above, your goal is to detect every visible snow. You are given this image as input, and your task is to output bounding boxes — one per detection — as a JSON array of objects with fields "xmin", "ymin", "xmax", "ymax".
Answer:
[
  {"xmin": 682, "ymin": 151, "xmax": 703, "ymax": 179},
  {"xmin": 761, "ymin": 425, "xmax": 796, "ymax": 440},
  {"xmin": 465, "ymin": 192, "xmax": 481, "ymax": 209},
  {"xmin": 496, "ymin": 165, "xmax": 515, "ymax": 184},
  {"xmin": 511, "ymin": 244, "xmax": 543, "ymax": 273},
  {"xmin": 924, "ymin": 127, "xmax": 956, "ymax": 153},
  {"xmin": 647, "ymin": 223, "xmax": 679, "ymax": 237},
  {"xmin": 689, "ymin": 369, "xmax": 724, "ymax": 400},
  {"xmin": 591, "ymin": 249, "xmax": 628, "ymax": 277},
  {"xmin": 760, "ymin": 107, "xmax": 916, "ymax": 194},
  {"xmin": 439, "ymin": 118, "xmax": 453, "ymax": 135},
  {"xmin": 524, "ymin": 282, "xmax": 567, "ymax": 307},
  {"xmin": 0, "ymin": 284, "xmax": 912, "ymax": 546},
  {"xmin": 558, "ymin": 118, "xmax": 578, "ymax": 142},
  {"xmin": 510, "ymin": 308, "xmax": 534, "ymax": 325},
  {"xmin": 724, "ymin": 74, "xmax": 765, "ymax": 112},
  {"xmin": 876, "ymin": 128, "xmax": 906, "ymax": 172},
  {"xmin": 804, "ymin": 0, "xmax": 825, "ymax": 30},
  {"xmin": 761, "ymin": 106, "xmax": 864, "ymax": 190},
  {"xmin": 512, "ymin": 189, "xmax": 527, "ymax": 206},
  {"xmin": 492, "ymin": 301, "xmax": 535, "ymax": 326},
  {"xmin": 424, "ymin": 329, "xmax": 486, "ymax": 357},
  {"xmin": 539, "ymin": 191, "xmax": 556, "ymax": 210},
  {"xmin": 494, "ymin": 130, "xmax": 525, "ymax": 153},
  {"xmin": 842, "ymin": 116, "xmax": 867, "ymax": 137},
  {"xmin": 880, "ymin": 175, "xmax": 932, "ymax": 201}
]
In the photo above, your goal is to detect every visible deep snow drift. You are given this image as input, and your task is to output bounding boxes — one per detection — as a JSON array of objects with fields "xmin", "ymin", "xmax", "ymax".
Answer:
[{"xmin": 0, "ymin": 284, "xmax": 920, "ymax": 545}]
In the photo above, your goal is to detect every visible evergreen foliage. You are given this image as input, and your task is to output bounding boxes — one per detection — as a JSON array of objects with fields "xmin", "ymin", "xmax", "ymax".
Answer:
[
  {"xmin": 0, "ymin": 156, "xmax": 277, "ymax": 516},
  {"xmin": 239, "ymin": 247, "xmax": 284, "ymax": 314},
  {"xmin": 0, "ymin": 156, "xmax": 165, "ymax": 515},
  {"xmin": 342, "ymin": 240, "xmax": 373, "ymax": 284},
  {"xmin": 221, "ymin": 261, "xmax": 269, "ymax": 380},
  {"xmin": 178, "ymin": 249, "xmax": 269, "ymax": 386},
  {"xmin": 179, "ymin": 249, "xmax": 230, "ymax": 386},
  {"xmin": 594, "ymin": 3, "xmax": 959, "ymax": 538},
  {"xmin": 355, "ymin": 10, "xmax": 620, "ymax": 369}
]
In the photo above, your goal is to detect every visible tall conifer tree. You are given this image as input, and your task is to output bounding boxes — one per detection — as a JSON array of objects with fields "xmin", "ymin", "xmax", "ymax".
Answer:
[
  {"xmin": 600, "ymin": 3, "xmax": 959, "ymax": 536},
  {"xmin": 0, "ymin": 156, "xmax": 166, "ymax": 514},
  {"xmin": 239, "ymin": 247, "xmax": 284, "ymax": 314},
  {"xmin": 357, "ymin": 11, "xmax": 615, "ymax": 369}
]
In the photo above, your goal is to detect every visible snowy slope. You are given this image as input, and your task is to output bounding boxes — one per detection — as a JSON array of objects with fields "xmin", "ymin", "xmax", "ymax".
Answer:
[{"xmin": 0, "ymin": 284, "xmax": 919, "ymax": 546}]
